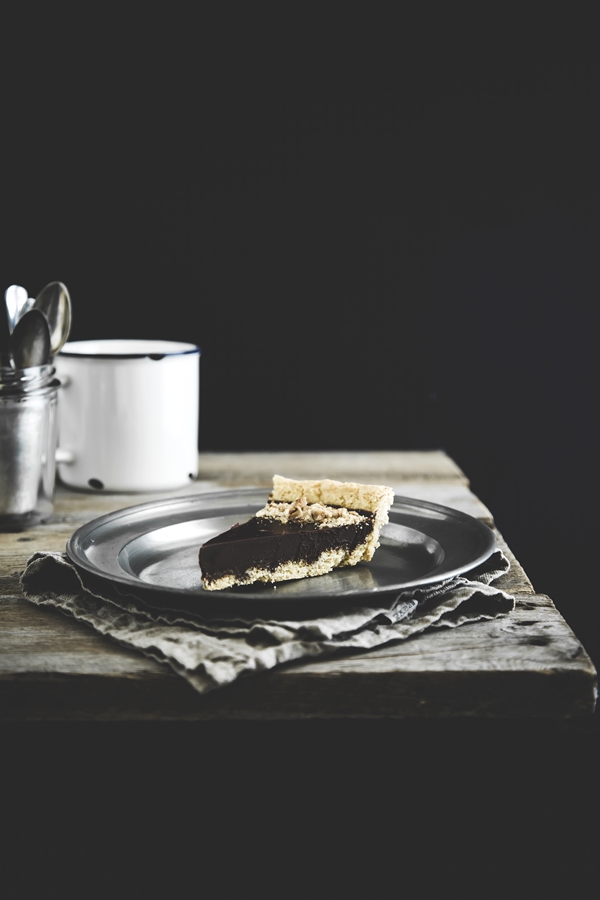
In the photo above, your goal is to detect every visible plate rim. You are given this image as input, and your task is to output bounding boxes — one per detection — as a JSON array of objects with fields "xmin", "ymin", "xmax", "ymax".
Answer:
[{"xmin": 65, "ymin": 487, "xmax": 497, "ymax": 601}]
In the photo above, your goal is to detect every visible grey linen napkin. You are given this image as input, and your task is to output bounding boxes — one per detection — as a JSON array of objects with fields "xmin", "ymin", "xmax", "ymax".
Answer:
[{"xmin": 20, "ymin": 550, "xmax": 514, "ymax": 695}]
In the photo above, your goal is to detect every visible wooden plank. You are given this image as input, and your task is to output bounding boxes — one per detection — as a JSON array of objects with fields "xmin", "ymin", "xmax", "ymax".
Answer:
[
  {"xmin": 196, "ymin": 450, "xmax": 469, "ymax": 486},
  {"xmin": 0, "ymin": 543, "xmax": 593, "ymax": 719},
  {"xmin": 0, "ymin": 590, "xmax": 595, "ymax": 720},
  {"xmin": 0, "ymin": 451, "xmax": 596, "ymax": 720}
]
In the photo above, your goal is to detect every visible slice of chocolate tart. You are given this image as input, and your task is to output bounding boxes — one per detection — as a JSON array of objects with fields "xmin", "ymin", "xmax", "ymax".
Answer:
[{"xmin": 199, "ymin": 475, "xmax": 395, "ymax": 591}]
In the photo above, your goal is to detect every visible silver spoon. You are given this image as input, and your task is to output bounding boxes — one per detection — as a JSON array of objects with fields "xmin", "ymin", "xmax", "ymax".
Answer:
[
  {"xmin": 4, "ymin": 284, "xmax": 30, "ymax": 333},
  {"xmin": 10, "ymin": 308, "xmax": 52, "ymax": 369},
  {"xmin": 32, "ymin": 281, "xmax": 72, "ymax": 356},
  {"xmin": 0, "ymin": 291, "xmax": 11, "ymax": 368}
]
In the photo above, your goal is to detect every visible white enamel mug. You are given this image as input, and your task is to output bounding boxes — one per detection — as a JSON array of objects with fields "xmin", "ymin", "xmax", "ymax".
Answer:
[{"xmin": 55, "ymin": 340, "xmax": 201, "ymax": 492}]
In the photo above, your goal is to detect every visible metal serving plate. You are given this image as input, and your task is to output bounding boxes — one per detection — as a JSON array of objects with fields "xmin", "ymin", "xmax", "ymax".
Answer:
[{"xmin": 66, "ymin": 488, "xmax": 496, "ymax": 604}]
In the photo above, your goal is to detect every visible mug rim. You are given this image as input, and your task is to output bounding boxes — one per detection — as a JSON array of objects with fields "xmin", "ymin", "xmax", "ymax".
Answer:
[{"xmin": 58, "ymin": 339, "xmax": 201, "ymax": 360}]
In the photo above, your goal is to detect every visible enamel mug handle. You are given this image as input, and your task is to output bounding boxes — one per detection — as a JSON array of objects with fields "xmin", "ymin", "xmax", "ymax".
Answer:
[
  {"xmin": 55, "ymin": 374, "xmax": 74, "ymax": 464},
  {"xmin": 55, "ymin": 448, "xmax": 75, "ymax": 464}
]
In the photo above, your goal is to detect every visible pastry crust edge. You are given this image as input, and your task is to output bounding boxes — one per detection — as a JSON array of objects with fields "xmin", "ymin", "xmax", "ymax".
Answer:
[{"xmin": 270, "ymin": 474, "xmax": 394, "ymax": 562}]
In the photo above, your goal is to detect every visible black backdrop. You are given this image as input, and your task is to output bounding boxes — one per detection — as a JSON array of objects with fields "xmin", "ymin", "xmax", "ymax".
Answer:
[
  {"xmin": 4, "ymin": 19, "xmax": 599, "ymax": 668},
  {"xmin": 2, "ymin": 10, "xmax": 600, "ymax": 890}
]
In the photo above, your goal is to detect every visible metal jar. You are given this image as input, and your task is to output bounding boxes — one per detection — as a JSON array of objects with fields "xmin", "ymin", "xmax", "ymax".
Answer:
[{"xmin": 0, "ymin": 364, "xmax": 60, "ymax": 530}]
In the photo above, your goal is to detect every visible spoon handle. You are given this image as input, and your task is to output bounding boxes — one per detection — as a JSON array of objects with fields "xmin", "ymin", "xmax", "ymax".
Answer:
[{"xmin": 0, "ymin": 294, "xmax": 12, "ymax": 367}]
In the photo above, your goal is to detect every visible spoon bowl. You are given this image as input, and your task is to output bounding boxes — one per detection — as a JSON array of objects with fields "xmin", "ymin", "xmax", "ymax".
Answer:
[
  {"xmin": 10, "ymin": 309, "xmax": 52, "ymax": 370},
  {"xmin": 33, "ymin": 281, "xmax": 72, "ymax": 356},
  {"xmin": 4, "ymin": 285, "xmax": 30, "ymax": 333}
]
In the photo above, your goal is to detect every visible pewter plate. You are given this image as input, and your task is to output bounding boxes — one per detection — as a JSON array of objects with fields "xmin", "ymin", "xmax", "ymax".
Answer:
[{"xmin": 66, "ymin": 488, "xmax": 496, "ymax": 605}]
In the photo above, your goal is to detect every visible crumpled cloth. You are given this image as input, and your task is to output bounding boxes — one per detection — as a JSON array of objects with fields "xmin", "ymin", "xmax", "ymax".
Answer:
[{"xmin": 20, "ymin": 550, "xmax": 515, "ymax": 695}]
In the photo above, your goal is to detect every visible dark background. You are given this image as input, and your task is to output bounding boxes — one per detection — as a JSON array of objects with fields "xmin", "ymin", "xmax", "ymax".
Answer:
[
  {"xmin": 2, "ymin": 10, "xmax": 599, "ymax": 889},
  {"xmin": 3, "ymin": 14, "xmax": 598, "ymax": 665}
]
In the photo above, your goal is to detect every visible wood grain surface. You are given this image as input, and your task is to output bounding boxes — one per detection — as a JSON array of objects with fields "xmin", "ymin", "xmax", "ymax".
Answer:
[{"xmin": 0, "ymin": 451, "xmax": 596, "ymax": 720}]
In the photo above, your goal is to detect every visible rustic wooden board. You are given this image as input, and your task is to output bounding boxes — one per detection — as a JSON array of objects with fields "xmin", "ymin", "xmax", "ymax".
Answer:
[
  {"xmin": 0, "ymin": 451, "xmax": 596, "ymax": 720},
  {"xmin": 196, "ymin": 450, "xmax": 470, "ymax": 486},
  {"xmin": 0, "ymin": 589, "xmax": 595, "ymax": 720}
]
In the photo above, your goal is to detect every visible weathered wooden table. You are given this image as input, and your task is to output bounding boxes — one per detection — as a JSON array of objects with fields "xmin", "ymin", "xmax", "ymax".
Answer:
[{"xmin": 0, "ymin": 451, "xmax": 596, "ymax": 720}]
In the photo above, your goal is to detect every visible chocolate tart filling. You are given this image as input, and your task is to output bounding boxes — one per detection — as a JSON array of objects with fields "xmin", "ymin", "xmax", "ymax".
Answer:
[{"xmin": 199, "ymin": 508, "xmax": 374, "ymax": 586}]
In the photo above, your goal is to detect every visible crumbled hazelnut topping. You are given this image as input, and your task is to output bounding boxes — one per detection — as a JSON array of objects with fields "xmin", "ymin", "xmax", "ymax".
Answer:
[{"xmin": 256, "ymin": 496, "xmax": 366, "ymax": 528}]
